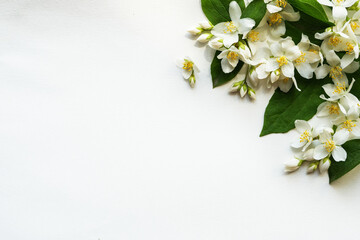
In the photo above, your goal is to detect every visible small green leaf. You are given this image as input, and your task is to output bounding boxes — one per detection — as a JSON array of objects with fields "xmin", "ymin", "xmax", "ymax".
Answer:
[
  {"xmin": 287, "ymin": 0, "xmax": 332, "ymax": 25},
  {"xmin": 329, "ymin": 140, "xmax": 360, "ymax": 183},
  {"xmin": 260, "ymin": 74, "xmax": 331, "ymax": 136},
  {"xmin": 211, "ymin": 51, "xmax": 244, "ymax": 88},
  {"xmin": 201, "ymin": 0, "xmax": 246, "ymax": 25},
  {"xmin": 241, "ymin": 0, "xmax": 266, "ymax": 28}
]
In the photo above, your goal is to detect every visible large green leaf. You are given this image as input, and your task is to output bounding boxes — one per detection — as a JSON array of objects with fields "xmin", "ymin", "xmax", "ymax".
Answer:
[
  {"xmin": 211, "ymin": 51, "xmax": 244, "ymax": 88},
  {"xmin": 260, "ymin": 74, "xmax": 331, "ymax": 136},
  {"xmin": 287, "ymin": 0, "xmax": 332, "ymax": 24},
  {"xmin": 241, "ymin": 0, "xmax": 266, "ymax": 28},
  {"xmin": 329, "ymin": 140, "xmax": 360, "ymax": 183},
  {"xmin": 285, "ymin": 9, "xmax": 332, "ymax": 45},
  {"xmin": 201, "ymin": 0, "xmax": 245, "ymax": 25}
]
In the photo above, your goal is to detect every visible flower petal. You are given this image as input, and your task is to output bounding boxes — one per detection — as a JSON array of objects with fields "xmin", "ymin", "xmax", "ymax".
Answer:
[
  {"xmin": 229, "ymin": 1, "xmax": 242, "ymax": 22},
  {"xmin": 314, "ymin": 145, "xmax": 329, "ymax": 160},
  {"xmin": 281, "ymin": 61, "xmax": 295, "ymax": 78},
  {"xmin": 332, "ymin": 146, "xmax": 347, "ymax": 162},
  {"xmin": 332, "ymin": 6, "xmax": 347, "ymax": 21},
  {"xmin": 221, "ymin": 58, "xmax": 235, "ymax": 73},
  {"xmin": 296, "ymin": 63, "xmax": 314, "ymax": 79},
  {"xmin": 295, "ymin": 120, "xmax": 311, "ymax": 132},
  {"xmin": 237, "ymin": 18, "xmax": 255, "ymax": 35},
  {"xmin": 333, "ymin": 129, "xmax": 350, "ymax": 145},
  {"xmin": 315, "ymin": 64, "xmax": 331, "ymax": 79}
]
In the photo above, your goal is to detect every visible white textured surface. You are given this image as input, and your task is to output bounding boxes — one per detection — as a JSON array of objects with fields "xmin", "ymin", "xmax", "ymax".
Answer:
[{"xmin": 0, "ymin": 0, "xmax": 360, "ymax": 239}]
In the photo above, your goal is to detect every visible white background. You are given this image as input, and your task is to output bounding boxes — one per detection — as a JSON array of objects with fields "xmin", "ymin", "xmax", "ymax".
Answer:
[{"xmin": 0, "ymin": 0, "xmax": 360, "ymax": 239}]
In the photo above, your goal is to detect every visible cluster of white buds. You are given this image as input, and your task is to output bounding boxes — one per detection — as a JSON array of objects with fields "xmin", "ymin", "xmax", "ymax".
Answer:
[
  {"xmin": 230, "ymin": 80, "xmax": 256, "ymax": 100},
  {"xmin": 188, "ymin": 21, "xmax": 214, "ymax": 43}
]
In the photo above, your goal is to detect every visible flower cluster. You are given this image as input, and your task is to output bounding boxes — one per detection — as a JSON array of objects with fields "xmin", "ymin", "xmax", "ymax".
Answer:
[
  {"xmin": 179, "ymin": 0, "xmax": 360, "ymax": 179},
  {"xmin": 286, "ymin": 77, "xmax": 360, "ymax": 174}
]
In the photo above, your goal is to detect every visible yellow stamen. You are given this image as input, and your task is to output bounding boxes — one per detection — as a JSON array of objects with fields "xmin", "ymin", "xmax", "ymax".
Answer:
[
  {"xmin": 182, "ymin": 60, "xmax": 193, "ymax": 71},
  {"xmin": 328, "ymin": 36, "xmax": 341, "ymax": 47},
  {"xmin": 227, "ymin": 51, "xmax": 239, "ymax": 61},
  {"xmin": 224, "ymin": 21, "xmax": 237, "ymax": 33},
  {"xmin": 268, "ymin": 13, "xmax": 283, "ymax": 26},
  {"xmin": 295, "ymin": 52, "xmax": 306, "ymax": 65},
  {"xmin": 308, "ymin": 49, "xmax": 318, "ymax": 54},
  {"xmin": 335, "ymin": 0, "xmax": 344, "ymax": 3},
  {"xmin": 351, "ymin": 22, "xmax": 359, "ymax": 31},
  {"xmin": 324, "ymin": 139, "xmax": 335, "ymax": 152},
  {"xmin": 300, "ymin": 130, "xmax": 310, "ymax": 143},
  {"xmin": 329, "ymin": 66, "xmax": 343, "ymax": 79},
  {"xmin": 346, "ymin": 42, "xmax": 354, "ymax": 54},
  {"xmin": 342, "ymin": 120, "xmax": 356, "ymax": 132},
  {"xmin": 248, "ymin": 31, "xmax": 259, "ymax": 42},
  {"xmin": 333, "ymin": 82, "xmax": 346, "ymax": 94},
  {"xmin": 276, "ymin": 0, "xmax": 287, "ymax": 7},
  {"xmin": 327, "ymin": 104, "xmax": 340, "ymax": 115},
  {"xmin": 276, "ymin": 56, "xmax": 288, "ymax": 67}
]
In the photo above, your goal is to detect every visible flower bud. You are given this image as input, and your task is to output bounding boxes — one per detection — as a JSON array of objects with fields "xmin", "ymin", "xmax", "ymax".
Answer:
[
  {"xmin": 302, "ymin": 148, "xmax": 315, "ymax": 161},
  {"xmin": 270, "ymin": 70, "xmax": 280, "ymax": 83},
  {"xmin": 189, "ymin": 75, "xmax": 196, "ymax": 88},
  {"xmin": 319, "ymin": 157, "xmax": 331, "ymax": 174},
  {"xmin": 199, "ymin": 21, "xmax": 213, "ymax": 30},
  {"xmin": 209, "ymin": 38, "xmax": 224, "ymax": 50},
  {"xmin": 229, "ymin": 80, "xmax": 244, "ymax": 93},
  {"xmin": 188, "ymin": 27, "xmax": 202, "ymax": 36},
  {"xmin": 284, "ymin": 158, "xmax": 303, "ymax": 172},
  {"xmin": 197, "ymin": 33, "xmax": 213, "ymax": 43},
  {"xmin": 307, "ymin": 162, "xmax": 319, "ymax": 174},
  {"xmin": 248, "ymin": 87, "xmax": 256, "ymax": 100},
  {"xmin": 240, "ymin": 84, "xmax": 248, "ymax": 98}
]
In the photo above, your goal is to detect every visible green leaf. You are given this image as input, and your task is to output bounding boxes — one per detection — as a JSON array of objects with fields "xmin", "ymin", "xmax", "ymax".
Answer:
[
  {"xmin": 285, "ymin": 12, "xmax": 330, "ymax": 45},
  {"xmin": 347, "ymin": 69, "xmax": 360, "ymax": 98},
  {"xmin": 211, "ymin": 51, "xmax": 244, "ymax": 88},
  {"xmin": 329, "ymin": 140, "xmax": 360, "ymax": 183},
  {"xmin": 201, "ymin": 0, "xmax": 246, "ymax": 25},
  {"xmin": 287, "ymin": 0, "xmax": 332, "ymax": 25},
  {"xmin": 260, "ymin": 74, "xmax": 331, "ymax": 136},
  {"xmin": 241, "ymin": 0, "xmax": 266, "ymax": 28}
]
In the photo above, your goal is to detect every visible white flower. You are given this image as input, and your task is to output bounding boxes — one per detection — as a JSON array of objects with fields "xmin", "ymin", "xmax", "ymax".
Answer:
[
  {"xmin": 314, "ymin": 129, "xmax": 349, "ymax": 162},
  {"xmin": 333, "ymin": 109, "xmax": 360, "ymax": 137},
  {"xmin": 217, "ymin": 46, "xmax": 242, "ymax": 73},
  {"xmin": 211, "ymin": 1, "xmax": 255, "ymax": 47},
  {"xmin": 291, "ymin": 120, "xmax": 317, "ymax": 151},
  {"xmin": 265, "ymin": 5, "xmax": 300, "ymax": 37},
  {"xmin": 315, "ymin": 50, "xmax": 359, "ymax": 80},
  {"xmin": 176, "ymin": 57, "xmax": 199, "ymax": 80},
  {"xmin": 317, "ymin": 101, "xmax": 345, "ymax": 119},
  {"xmin": 266, "ymin": 38, "xmax": 301, "ymax": 78},
  {"xmin": 319, "ymin": 157, "xmax": 331, "ymax": 173},
  {"xmin": 320, "ymin": 78, "xmax": 355, "ymax": 102},
  {"xmin": 218, "ymin": 44, "xmax": 251, "ymax": 73},
  {"xmin": 284, "ymin": 158, "xmax": 303, "ymax": 172},
  {"xmin": 265, "ymin": 0, "xmax": 288, "ymax": 13},
  {"xmin": 317, "ymin": 0, "xmax": 357, "ymax": 21},
  {"xmin": 294, "ymin": 34, "xmax": 322, "ymax": 79}
]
